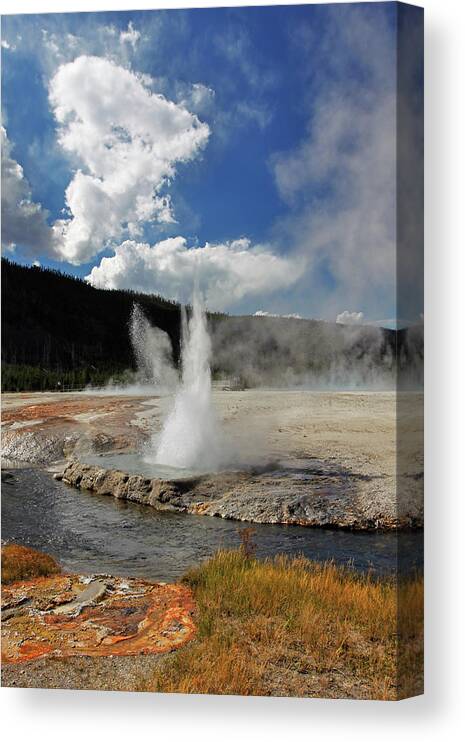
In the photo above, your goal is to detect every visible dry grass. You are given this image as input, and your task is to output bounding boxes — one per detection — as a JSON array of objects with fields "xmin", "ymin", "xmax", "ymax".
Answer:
[
  {"xmin": 397, "ymin": 577, "xmax": 424, "ymax": 699},
  {"xmin": 1, "ymin": 544, "xmax": 61, "ymax": 584},
  {"xmin": 149, "ymin": 550, "xmax": 423, "ymax": 700}
]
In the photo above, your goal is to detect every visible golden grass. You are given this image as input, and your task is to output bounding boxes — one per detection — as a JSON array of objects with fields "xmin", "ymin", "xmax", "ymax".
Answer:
[
  {"xmin": 149, "ymin": 550, "xmax": 423, "ymax": 700},
  {"xmin": 397, "ymin": 577, "xmax": 425, "ymax": 699},
  {"xmin": 1, "ymin": 544, "xmax": 61, "ymax": 584}
]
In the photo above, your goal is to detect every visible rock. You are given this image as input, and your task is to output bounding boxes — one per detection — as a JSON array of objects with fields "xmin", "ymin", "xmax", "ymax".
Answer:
[
  {"xmin": 60, "ymin": 459, "xmax": 423, "ymax": 530},
  {"xmin": 1, "ymin": 430, "xmax": 68, "ymax": 465},
  {"xmin": 1, "ymin": 574, "xmax": 196, "ymax": 664}
]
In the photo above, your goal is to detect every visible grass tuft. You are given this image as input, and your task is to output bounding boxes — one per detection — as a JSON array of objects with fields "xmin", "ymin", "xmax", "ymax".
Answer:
[{"xmin": 1, "ymin": 543, "xmax": 61, "ymax": 584}]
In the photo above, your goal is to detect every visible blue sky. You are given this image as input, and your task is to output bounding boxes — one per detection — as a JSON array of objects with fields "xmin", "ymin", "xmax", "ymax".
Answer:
[{"xmin": 1, "ymin": 3, "xmax": 423, "ymax": 325}]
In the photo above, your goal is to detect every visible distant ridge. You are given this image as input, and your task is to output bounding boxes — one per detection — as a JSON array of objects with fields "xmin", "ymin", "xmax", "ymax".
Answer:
[
  {"xmin": 1, "ymin": 259, "xmax": 421, "ymax": 391},
  {"xmin": 1, "ymin": 259, "xmax": 181, "ymax": 390}
]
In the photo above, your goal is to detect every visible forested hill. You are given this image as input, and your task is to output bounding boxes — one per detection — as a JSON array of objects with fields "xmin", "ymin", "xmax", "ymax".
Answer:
[
  {"xmin": 1, "ymin": 259, "xmax": 421, "ymax": 392},
  {"xmin": 1, "ymin": 259, "xmax": 182, "ymax": 390}
]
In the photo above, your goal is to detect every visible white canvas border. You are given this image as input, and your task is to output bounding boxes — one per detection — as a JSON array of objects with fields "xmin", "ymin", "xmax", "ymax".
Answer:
[{"xmin": 1, "ymin": 0, "xmax": 464, "ymax": 739}]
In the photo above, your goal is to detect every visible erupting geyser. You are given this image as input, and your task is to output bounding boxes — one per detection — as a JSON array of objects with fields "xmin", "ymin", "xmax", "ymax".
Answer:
[
  {"xmin": 130, "ymin": 304, "xmax": 178, "ymax": 390},
  {"xmin": 152, "ymin": 291, "xmax": 224, "ymax": 472}
]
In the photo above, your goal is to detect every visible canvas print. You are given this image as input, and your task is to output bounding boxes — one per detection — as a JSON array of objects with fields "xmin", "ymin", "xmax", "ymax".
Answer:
[{"xmin": 1, "ymin": 2, "xmax": 424, "ymax": 700}]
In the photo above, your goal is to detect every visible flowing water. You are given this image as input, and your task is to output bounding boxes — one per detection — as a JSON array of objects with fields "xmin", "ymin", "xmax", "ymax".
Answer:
[{"xmin": 2, "ymin": 467, "xmax": 423, "ymax": 580}]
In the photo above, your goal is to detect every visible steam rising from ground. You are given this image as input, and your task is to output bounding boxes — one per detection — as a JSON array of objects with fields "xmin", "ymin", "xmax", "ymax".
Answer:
[
  {"xmin": 149, "ymin": 292, "xmax": 224, "ymax": 471},
  {"xmin": 94, "ymin": 304, "xmax": 422, "ymax": 397},
  {"xmin": 210, "ymin": 316, "xmax": 423, "ymax": 391}
]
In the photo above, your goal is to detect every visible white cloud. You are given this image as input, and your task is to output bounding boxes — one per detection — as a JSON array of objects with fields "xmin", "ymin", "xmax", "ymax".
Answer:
[
  {"xmin": 1, "ymin": 126, "xmax": 53, "ymax": 254},
  {"xmin": 254, "ymin": 310, "xmax": 303, "ymax": 320},
  {"xmin": 86, "ymin": 237, "xmax": 305, "ymax": 311},
  {"xmin": 271, "ymin": 8, "xmax": 398, "ymax": 319},
  {"xmin": 273, "ymin": 90, "xmax": 396, "ymax": 311},
  {"xmin": 336, "ymin": 311, "xmax": 365, "ymax": 325},
  {"xmin": 38, "ymin": 23, "xmax": 146, "ymax": 71},
  {"xmin": 119, "ymin": 22, "xmax": 140, "ymax": 51},
  {"xmin": 178, "ymin": 83, "xmax": 216, "ymax": 115},
  {"xmin": 48, "ymin": 55, "xmax": 210, "ymax": 264}
]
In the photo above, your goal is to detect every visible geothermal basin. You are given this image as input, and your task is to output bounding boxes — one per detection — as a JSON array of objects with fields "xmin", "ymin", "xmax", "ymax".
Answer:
[
  {"xmin": 2, "ymin": 386, "xmax": 424, "ymax": 578},
  {"xmin": 1, "ymin": 295, "xmax": 423, "ymax": 550}
]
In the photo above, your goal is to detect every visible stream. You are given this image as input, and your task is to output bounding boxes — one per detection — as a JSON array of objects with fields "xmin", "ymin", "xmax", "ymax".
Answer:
[{"xmin": 1, "ymin": 467, "xmax": 423, "ymax": 580}]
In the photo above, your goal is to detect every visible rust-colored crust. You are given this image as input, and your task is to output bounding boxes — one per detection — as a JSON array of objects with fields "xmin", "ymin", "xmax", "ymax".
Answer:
[
  {"xmin": 1, "ymin": 574, "xmax": 196, "ymax": 664},
  {"xmin": 2, "ymin": 398, "xmax": 125, "ymax": 423}
]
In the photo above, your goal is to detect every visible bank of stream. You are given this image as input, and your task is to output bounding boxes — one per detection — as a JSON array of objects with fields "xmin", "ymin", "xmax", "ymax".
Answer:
[{"xmin": 2, "ymin": 467, "xmax": 423, "ymax": 580}]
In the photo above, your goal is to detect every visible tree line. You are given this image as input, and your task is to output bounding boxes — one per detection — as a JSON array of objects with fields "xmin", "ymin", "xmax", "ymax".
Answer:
[
  {"xmin": 1, "ymin": 259, "xmax": 422, "ymax": 392},
  {"xmin": 1, "ymin": 259, "xmax": 182, "ymax": 391}
]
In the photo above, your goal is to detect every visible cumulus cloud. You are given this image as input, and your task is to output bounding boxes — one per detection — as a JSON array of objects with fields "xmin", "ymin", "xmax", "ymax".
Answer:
[
  {"xmin": 86, "ymin": 237, "xmax": 305, "ymax": 311},
  {"xmin": 35, "ymin": 18, "xmax": 267, "ymax": 140},
  {"xmin": 1, "ymin": 126, "xmax": 53, "ymax": 254},
  {"xmin": 336, "ymin": 310, "xmax": 364, "ymax": 326},
  {"xmin": 48, "ymin": 55, "xmax": 210, "ymax": 264}
]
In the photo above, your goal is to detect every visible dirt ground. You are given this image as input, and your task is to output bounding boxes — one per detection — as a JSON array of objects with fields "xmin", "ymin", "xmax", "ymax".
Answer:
[
  {"xmin": 1, "ymin": 389, "xmax": 423, "ymax": 520},
  {"xmin": 1, "ymin": 389, "xmax": 423, "ymax": 469}
]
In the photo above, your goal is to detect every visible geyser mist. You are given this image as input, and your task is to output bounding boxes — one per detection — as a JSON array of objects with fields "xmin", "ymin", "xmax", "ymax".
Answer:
[
  {"xmin": 151, "ymin": 291, "xmax": 224, "ymax": 472},
  {"xmin": 129, "ymin": 304, "xmax": 178, "ymax": 391}
]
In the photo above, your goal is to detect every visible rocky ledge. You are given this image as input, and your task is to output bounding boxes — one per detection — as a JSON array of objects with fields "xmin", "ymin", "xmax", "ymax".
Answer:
[{"xmin": 60, "ymin": 459, "xmax": 423, "ymax": 530}]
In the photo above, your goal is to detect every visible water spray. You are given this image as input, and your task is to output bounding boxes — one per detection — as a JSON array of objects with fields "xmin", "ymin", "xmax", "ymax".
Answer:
[{"xmin": 153, "ymin": 290, "xmax": 224, "ymax": 471}]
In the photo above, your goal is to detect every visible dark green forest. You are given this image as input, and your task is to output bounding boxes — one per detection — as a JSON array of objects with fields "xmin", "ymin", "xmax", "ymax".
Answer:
[{"xmin": 1, "ymin": 259, "xmax": 182, "ymax": 391}]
